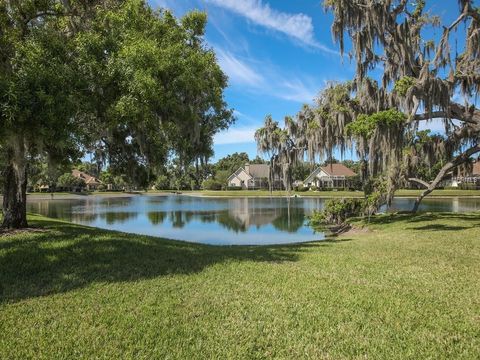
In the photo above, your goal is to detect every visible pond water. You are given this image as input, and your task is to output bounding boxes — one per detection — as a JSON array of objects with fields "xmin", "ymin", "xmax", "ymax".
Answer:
[{"xmin": 27, "ymin": 195, "xmax": 480, "ymax": 245}]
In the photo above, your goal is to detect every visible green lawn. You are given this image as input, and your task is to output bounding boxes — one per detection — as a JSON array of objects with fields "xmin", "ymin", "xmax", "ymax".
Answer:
[
  {"xmin": 1, "ymin": 213, "xmax": 480, "ymax": 359},
  {"xmin": 196, "ymin": 189, "xmax": 480, "ymax": 198}
]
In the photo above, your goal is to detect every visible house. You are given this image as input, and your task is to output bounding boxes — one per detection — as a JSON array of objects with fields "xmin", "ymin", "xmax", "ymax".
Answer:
[
  {"xmin": 72, "ymin": 169, "xmax": 103, "ymax": 191},
  {"xmin": 449, "ymin": 160, "xmax": 480, "ymax": 188},
  {"xmin": 304, "ymin": 163, "xmax": 357, "ymax": 189},
  {"xmin": 227, "ymin": 163, "xmax": 279, "ymax": 190}
]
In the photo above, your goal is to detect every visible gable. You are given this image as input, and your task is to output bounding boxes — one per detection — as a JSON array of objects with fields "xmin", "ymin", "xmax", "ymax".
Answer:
[{"xmin": 227, "ymin": 167, "xmax": 252, "ymax": 182}]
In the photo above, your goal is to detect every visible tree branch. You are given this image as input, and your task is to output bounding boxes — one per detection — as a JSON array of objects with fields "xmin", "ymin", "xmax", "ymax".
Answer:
[
  {"xmin": 412, "ymin": 103, "xmax": 480, "ymax": 125},
  {"xmin": 408, "ymin": 178, "xmax": 429, "ymax": 188},
  {"xmin": 411, "ymin": 143, "xmax": 480, "ymax": 212}
]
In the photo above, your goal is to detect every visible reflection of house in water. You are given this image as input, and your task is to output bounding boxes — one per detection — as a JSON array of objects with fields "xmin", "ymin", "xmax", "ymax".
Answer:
[
  {"xmin": 145, "ymin": 198, "xmax": 309, "ymax": 233},
  {"xmin": 225, "ymin": 198, "xmax": 306, "ymax": 232},
  {"xmin": 226, "ymin": 198, "xmax": 281, "ymax": 228}
]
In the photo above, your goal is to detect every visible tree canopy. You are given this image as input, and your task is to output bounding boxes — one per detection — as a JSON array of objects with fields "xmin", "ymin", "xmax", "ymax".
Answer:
[
  {"xmin": 0, "ymin": 0, "xmax": 233, "ymax": 228},
  {"xmin": 256, "ymin": 0, "xmax": 480, "ymax": 211}
]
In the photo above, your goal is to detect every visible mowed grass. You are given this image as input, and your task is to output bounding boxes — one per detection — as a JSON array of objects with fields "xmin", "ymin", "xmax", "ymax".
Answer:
[
  {"xmin": 1, "ymin": 213, "xmax": 480, "ymax": 359},
  {"xmin": 196, "ymin": 189, "xmax": 480, "ymax": 198}
]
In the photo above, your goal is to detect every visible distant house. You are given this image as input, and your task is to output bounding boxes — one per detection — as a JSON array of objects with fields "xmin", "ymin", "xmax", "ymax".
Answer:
[
  {"xmin": 304, "ymin": 164, "xmax": 357, "ymax": 189},
  {"xmin": 448, "ymin": 160, "xmax": 480, "ymax": 188},
  {"xmin": 72, "ymin": 169, "xmax": 103, "ymax": 191},
  {"xmin": 227, "ymin": 163, "xmax": 280, "ymax": 190}
]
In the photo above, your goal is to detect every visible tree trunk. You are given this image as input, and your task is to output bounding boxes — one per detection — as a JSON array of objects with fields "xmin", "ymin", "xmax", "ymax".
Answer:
[{"xmin": 2, "ymin": 140, "xmax": 28, "ymax": 229}]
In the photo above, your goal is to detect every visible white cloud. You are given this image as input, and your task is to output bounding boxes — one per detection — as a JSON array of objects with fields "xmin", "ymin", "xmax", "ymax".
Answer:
[
  {"xmin": 204, "ymin": 0, "xmax": 336, "ymax": 53},
  {"xmin": 277, "ymin": 79, "xmax": 318, "ymax": 103},
  {"xmin": 214, "ymin": 126, "xmax": 258, "ymax": 145},
  {"xmin": 214, "ymin": 47, "xmax": 319, "ymax": 104},
  {"xmin": 216, "ymin": 48, "xmax": 264, "ymax": 87}
]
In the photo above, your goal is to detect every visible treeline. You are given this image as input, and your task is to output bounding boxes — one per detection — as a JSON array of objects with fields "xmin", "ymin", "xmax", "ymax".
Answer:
[{"xmin": 26, "ymin": 152, "xmax": 363, "ymax": 192}]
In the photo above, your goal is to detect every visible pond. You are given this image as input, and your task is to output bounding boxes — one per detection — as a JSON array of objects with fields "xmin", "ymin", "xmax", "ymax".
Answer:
[{"xmin": 27, "ymin": 195, "xmax": 480, "ymax": 245}]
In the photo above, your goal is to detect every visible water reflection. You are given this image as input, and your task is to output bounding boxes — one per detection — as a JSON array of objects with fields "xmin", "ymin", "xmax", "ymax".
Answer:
[{"xmin": 27, "ymin": 195, "xmax": 480, "ymax": 245}]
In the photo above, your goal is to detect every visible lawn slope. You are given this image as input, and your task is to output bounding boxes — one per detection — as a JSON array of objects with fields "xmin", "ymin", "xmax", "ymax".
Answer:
[{"xmin": 1, "ymin": 214, "xmax": 479, "ymax": 359}]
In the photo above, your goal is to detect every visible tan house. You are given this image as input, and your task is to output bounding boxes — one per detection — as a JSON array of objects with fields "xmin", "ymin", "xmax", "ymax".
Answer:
[
  {"xmin": 72, "ymin": 169, "xmax": 103, "ymax": 191},
  {"xmin": 227, "ymin": 164, "xmax": 275, "ymax": 189},
  {"xmin": 449, "ymin": 160, "xmax": 480, "ymax": 188},
  {"xmin": 304, "ymin": 164, "xmax": 357, "ymax": 189}
]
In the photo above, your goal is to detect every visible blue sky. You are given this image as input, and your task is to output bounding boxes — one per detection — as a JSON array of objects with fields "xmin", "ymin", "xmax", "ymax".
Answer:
[{"xmin": 149, "ymin": 0, "xmax": 465, "ymax": 162}]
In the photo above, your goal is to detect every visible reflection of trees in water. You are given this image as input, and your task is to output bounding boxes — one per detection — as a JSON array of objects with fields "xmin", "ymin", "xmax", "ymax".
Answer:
[
  {"xmin": 170, "ymin": 211, "xmax": 186, "ymax": 228},
  {"xmin": 98, "ymin": 198, "xmax": 132, "ymax": 207},
  {"xmin": 271, "ymin": 206, "xmax": 305, "ymax": 233},
  {"xmin": 72, "ymin": 213, "xmax": 98, "ymax": 223},
  {"xmin": 147, "ymin": 212, "xmax": 167, "ymax": 225},
  {"xmin": 144, "ymin": 199, "xmax": 307, "ymax": 233},
  {"xmin": 99, "ymin": 212, "xmax": 138, "ymax": 225},
  {"xmin": 29, "ymin": 197, "xmax": 307, "ymax": 232},
  {"xmin": 27, "ymin": 201, "xmax": 78, "ymax": 222},
  {"xmin": 216, "ymin": 211, "xmax": 247, "ymax": 233}
]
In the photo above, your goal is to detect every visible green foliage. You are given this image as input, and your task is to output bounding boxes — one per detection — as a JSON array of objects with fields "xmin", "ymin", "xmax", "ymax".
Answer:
[
  {"xmin": 215, "ymin": 152, "xmax": 250, "ymax": 174},
  {"xmin": 0, "ymin": 0, "xmax": 233, "ymax": 226},
  {"xmin": 154, "ymin": 175, "xmax": 170, "ymax": 190},
  {"xmin": 57, "ymin": 173, "xmax": 85, "ymax": 189},
  {"xmin": 202, "ymin": 178, "xmax": 223, "ymax": 191},
  {"xmin": 346, "ymin": 109, "xmax": 406, "ymax": 138},
  {"xmin": 309, "ymin": 198, "xmax": 366, "ymax": 226},
  {"xmin": 394, "ymin": 76, "xmax": 416, "ymax": 96},
  {"xmin": 309, "ymin": 192, "xmax": 383, "ymax": 226}
]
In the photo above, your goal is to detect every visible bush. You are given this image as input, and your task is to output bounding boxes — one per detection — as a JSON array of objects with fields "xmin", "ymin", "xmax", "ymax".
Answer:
[
  {"xmin": 226, "ymin": 186, "xmax": 242, "ymax": 191},
  {"xmin": 154, "ymin": 175, "xmax": 170, "ymax": 190},
  {"xmin": 202, "ymin": 179, "xmax": 223, "ymax": 190},
  {"xmin": 295, "ymin": 186, "xmax": 309, "ymax": 192},
  {"xmin": 309, "ymin": 193, "xmax": 383, "ymax": 227},
  {"xmin": 97, "ymin": 184, "xmax": 106, "ymax": 191},
  {"xmin": 310, "ymin": 198, "xmax": 365, "ymax": 226},
  {"xmin": 309, "ymin": 186, "xmax": 318, "ymax": 191}
]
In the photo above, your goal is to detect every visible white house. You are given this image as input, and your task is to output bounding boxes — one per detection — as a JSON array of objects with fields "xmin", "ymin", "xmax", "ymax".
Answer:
[
  {"xmin": 304, "ymin": 163, "xmax": 357, "ymax": 189},
  {"xmin": 227, "ymin": 164, "xmax": 272, "ymax": 189}
]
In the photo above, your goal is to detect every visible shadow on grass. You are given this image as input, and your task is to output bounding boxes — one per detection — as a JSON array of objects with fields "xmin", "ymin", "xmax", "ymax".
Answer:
[
  {"xmin": 410, "ymin": 224, "xmax": 476, "ymax": 231},
  {"xmin": 0, "ymin": 218, "xmax": 333, "ymax": 304},
  {"xmin": 366, "ymin": 212, "xmax": 480, "ymax": 225},
  {"xmin": 359, "ymin": 212, "xmax": 480, "ymax": 233}
]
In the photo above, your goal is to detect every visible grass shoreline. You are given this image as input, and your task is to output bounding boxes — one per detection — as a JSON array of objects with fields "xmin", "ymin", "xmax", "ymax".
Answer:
[
  {"xmin": 17, "ymin": 188, "xmax": 480, "ymax": 200},
  {"xmin": 1, "ymin": 213, "xmax": 480, "ymax": 358}
]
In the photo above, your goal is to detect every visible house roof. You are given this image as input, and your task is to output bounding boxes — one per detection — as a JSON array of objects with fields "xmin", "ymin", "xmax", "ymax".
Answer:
[
  {"xmin": 72, "ymin": 169, "xmax": 102, "ymax": 185},
  {"xmin": 227, "ymin": 164, "xmax": 271, "ymax": 182},
  {"xmin": 304, "ymin": 164, "xmax": 357, "ymax": 183},
  {"xmin": 246, "ymin": 164, "xmax": 270, "ymax": 179},
  {"xmin": 321, "ymin": 164, "xmax": 357, "ymax": 177}
]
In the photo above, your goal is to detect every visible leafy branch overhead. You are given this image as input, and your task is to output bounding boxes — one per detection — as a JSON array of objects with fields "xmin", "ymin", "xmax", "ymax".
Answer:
[{"xmin": 0, "ymin": 0, "xmax": 233, "ymax": 228}]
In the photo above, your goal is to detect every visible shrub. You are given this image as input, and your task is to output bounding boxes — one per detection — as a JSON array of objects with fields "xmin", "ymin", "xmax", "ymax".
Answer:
[
  {"xmin": 226, "ymin": 186, "xmax": 242, "ymax": 191},
  {"xmin": 97, "ymin": 184, "xmax": 106, "ymax": 191},
  {"xmin": 202, "ymin": 179, "xmax": 223, "ymax": 190},
  {"xmin": 309, "ymin": 193, "xmax": 383, "ymax": 227},
  {"xmin": 310, "ymin": 186, "xmax": 318, "ymax": 191},
  {"xmin": 295, "ymin": 187, "xmax": 309, "ymax": 192}
]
